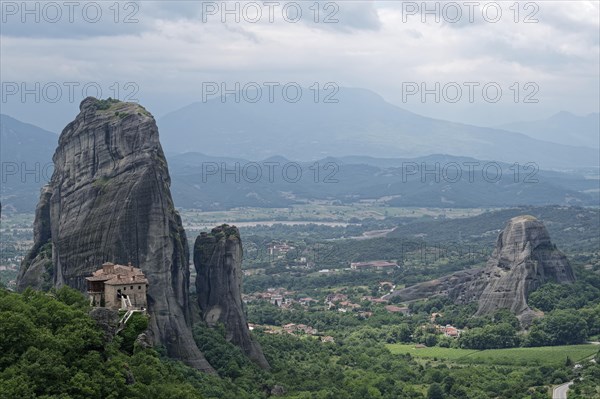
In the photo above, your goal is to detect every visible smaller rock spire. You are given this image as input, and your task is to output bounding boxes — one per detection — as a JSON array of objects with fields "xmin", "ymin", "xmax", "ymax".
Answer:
[{"xmin": 194, "ymin": 225, "xmax": 270, "ymax": 369}]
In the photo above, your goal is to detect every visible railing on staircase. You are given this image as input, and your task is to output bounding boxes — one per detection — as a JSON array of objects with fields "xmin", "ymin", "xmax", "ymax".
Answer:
[{"xmin": 116, "ymin": 295, "xmax": 143, "ymax": 334}]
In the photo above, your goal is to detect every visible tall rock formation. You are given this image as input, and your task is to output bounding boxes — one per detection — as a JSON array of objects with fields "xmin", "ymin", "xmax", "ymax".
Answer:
[
  {"xmin": 194, "ymin": 225, "xmax": 270, "ymax": 369},
  {"xmin": 17, "ymin": 97, "xmax": 213, "ymax": 372},
  {"xmin": 17, "ymin": 187, "xmax": 53, "ymax": 290},
  {"xmin": 473, "ymin": 215, "xmax": 575, "ymax": 323},
  {"xmin": 386, "ymin": 215, "xmax": 575, "ymax": 325}
]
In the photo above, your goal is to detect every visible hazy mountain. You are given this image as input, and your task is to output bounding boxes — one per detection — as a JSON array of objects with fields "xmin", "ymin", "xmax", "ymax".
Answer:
[
  {"xmin": 499, "ymin": 111, "xmax": 600, "ymax": 149},
  {"xmin": 157, "ymin": 88, "xmax": 599, "ymax": 169},
  {"xmin": 0, "ymin": 114, "xmax": 57, "ymax": 164},
  {"xmin": 168, "ymin": 152, "xmax": 598, "ymax": 210},
  {"xmin": 0, "ymin": 114, "xmax": 58, "ymax": 212},
  {"xmin": 2, "ymin": 114, "xmax": 598, "ymax": 213}
]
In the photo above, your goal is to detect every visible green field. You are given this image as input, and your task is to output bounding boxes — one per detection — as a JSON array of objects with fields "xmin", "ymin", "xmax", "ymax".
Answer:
[{"xmin": 387, "ymin": 344, "xmax": 599, "ymax": 366}]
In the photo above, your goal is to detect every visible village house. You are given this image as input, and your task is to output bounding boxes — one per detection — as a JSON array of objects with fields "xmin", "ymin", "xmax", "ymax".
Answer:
[
  {"xmin": 268, "ymin": 242, "xmax": 295, "ymax": 254},
  {"xmin": 433, "ymin": 324, "xmax": 461, "ymax": 337},
  {"xmin": 325, "ymin": 293, "xmax": 348, "ymax": 304},
  {"xmin": 299, "ymin": 297, "xmax": 318, "ymax": 306},
  {"xmin": 282, "ymin": 323, "xmax": 318, "ymax": 335},
  {"xmin": 282, "ymin": 323, "xmax": 297, "ymax": 332},
  {"xmin": 270, "ymin": 294, "xmax": 285, "ymax": 307},
  {"xmin": 267, "ymin": 242, "xmax": 295, "ymax": 260},
  {"xmin": 385, "ymin": 305, "xmax": 410, "ymax": 315},
  {"xmin": 362, "ymin": 296, "xmax": 389, "ymax": 304},
  {"xmin": 338, "ymin": 301, "xmax": 361, "ymax": 313},
  {"xmin": 325, "ymin": 293, "xmax": 350, "ymax": 309},
  {"xmin": 247, "ymin": 287, "xmax": 300, "ymax": 308},
  {"xmin": 86, "ymin": 262, "xmax": 148, "ymax": 310},
  {"xmin": 297, "ymin": 324, "xmax": 317, "ymax": 335},
  {"xmin": 442, "ymin": 324, "xmax": 461, "ymax": 337}
]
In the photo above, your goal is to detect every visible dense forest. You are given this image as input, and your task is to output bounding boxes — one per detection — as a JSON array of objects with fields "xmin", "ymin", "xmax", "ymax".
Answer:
[
  {"xmin": 1, "ymin": 286, "xmax": 599, "ymax": 398},
  {"xmin": 2, "ymin": 206, "xmax": 599, "ymax": 397}
]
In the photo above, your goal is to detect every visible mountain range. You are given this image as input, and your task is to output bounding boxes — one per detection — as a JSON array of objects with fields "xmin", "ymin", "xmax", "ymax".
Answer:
[
  {"xmin": 1, "ymin": 89, "xmax": 599, "ymax": 212},
  {"xmin": 157, "ymin": 88, "xmax": 599, "ymax": 170},
  {"xmin": 166, "ymin": 152, "xmax": 599, "ymax": 210},
  {"xmin": 499, "ymin": 111, "xmax": 599, "ymax": 149}
]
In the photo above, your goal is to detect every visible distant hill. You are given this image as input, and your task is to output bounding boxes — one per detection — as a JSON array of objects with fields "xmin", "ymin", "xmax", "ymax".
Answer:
[
  {"xmin": 499, "ymin": 111, "xmax": 600, "ymax": 149},
  {"xmin": 386, "ymin": 206, "xmax": 600, "ymax": 253},
  {"xmin": 0, "ymin": 114, "xmax": 57, "ymax": 164},
  {"xmin": 157, "ymin": 88, "xmax": 599, "ymax": 169},
  {"xmin": 2, "ymin": 115, "xmax": 598, "ymax": 213},
  {"xmin": 0, "ymin": 114, "xmax": 58, "ymax": 212},
  {"xmin": 168, "ymin": 152, "xmax": 599, "ymax": 211}
]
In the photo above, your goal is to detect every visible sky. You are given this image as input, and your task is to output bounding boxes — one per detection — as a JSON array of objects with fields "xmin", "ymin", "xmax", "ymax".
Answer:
[{"xmin": 0, "ymin": 0, "xmax": 599, "ymax": 133}]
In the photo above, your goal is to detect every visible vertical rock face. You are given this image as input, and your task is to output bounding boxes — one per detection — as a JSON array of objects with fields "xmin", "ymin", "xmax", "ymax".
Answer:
[
  {"xmin": 194, "ymin": 225, "xmax": 269, "ymax": 369},
  {"xmin": 474, "ymin": 215, "xmax": 575, "ymax": 321},
  {"xmin": 17, "ymin": 186, "xmax": 53, "ymax": 290},
  {"xmin": 16, "ymin": 98, "xmax": 213, "ymax": 372},
  {"xmin": 385, "ymin": 215, "xmax": 575, "ymax": 326}
]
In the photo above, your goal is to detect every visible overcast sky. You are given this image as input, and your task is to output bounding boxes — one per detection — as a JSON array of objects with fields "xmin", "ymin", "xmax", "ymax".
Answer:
[{"xmin": 1, "ymin": 0, "xmax": 598, "ymax": 132}]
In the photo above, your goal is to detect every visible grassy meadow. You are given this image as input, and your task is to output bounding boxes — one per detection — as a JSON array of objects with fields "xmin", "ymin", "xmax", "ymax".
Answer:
[{"xmin": 387, "ymin": 343, "xmax": 599, "ymax": 366}]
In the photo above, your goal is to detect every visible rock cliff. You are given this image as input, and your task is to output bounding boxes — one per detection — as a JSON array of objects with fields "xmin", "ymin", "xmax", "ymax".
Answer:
[
  {"xmin": 194, "ymin": 225, "xmax": 269, "ymax": 368},
  {"xmin": 473, "ymin": 215, "xmax": 575, "ymax": 321},
  {"xmin": 17, "ymin": 187, "xmax": 53, "ymax": 290},
  {"xmin": 384, "ymin": 268, "xmax": 487, "ymax": 303},
  {"xmin": 16, "ymin": 97, "xmax": 214, "ymax": 372},
  {"xmin": 386, "ymin": 216, "xmax": 575, "ymax": 324}
]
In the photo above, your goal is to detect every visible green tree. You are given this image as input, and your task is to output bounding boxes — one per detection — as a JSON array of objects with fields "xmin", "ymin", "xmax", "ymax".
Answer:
[
  {"xmin": 428, "ymin": 383, "xmax": 445, "ymax": 399},
  {"xmin": 527, "ymin": 310, "xmax": 588, "ymax": 346},
  {"xmin": 460, "ymin": 323, "xmax": 519, "ymax": 349}
]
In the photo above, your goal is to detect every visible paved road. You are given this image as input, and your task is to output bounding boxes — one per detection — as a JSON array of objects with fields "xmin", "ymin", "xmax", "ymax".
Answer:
[
  {"xmin": 553, "ymin": 381, "xmax": 573, "ymax": 399},
  {"xmin": 552, "ymin": 350, "xmax": 598, "ymax": 398}
]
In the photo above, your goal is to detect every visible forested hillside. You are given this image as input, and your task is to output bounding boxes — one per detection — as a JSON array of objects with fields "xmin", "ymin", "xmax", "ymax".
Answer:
[{"xmin": 2, "ymin": 286, "xmax": 599, "ymax": 398}]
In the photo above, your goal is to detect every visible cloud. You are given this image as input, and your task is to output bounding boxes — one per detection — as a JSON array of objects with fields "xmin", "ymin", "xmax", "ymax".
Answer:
[
  {"xmin": 0, "ymin": 1, "xmax": 382, "ymax": 39},
  {"xmin": 0, "ymin": 0, "xmax": 597, "ymax": 130},
  {"xmin": 0, "ymin": 1, "xmax": 150, "ymax": 38}
]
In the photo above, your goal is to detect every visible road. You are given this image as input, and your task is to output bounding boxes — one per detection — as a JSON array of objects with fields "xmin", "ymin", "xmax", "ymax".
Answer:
[
  {"xmin": 553, "ymin": 381, "xmax": 573, "ymax": 399},
  {"xmin": 552, "ymin": 346, "xmax": 598, "ymax": 398}
]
